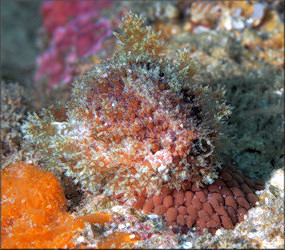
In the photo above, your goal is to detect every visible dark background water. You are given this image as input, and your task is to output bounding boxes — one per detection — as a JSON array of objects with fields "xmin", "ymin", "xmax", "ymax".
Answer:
[{"xmin": 1, "ymin": 1, "xmax": 42, "ymax": 87}]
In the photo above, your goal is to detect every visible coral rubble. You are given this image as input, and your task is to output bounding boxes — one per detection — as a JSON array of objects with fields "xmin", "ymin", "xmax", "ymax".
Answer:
[
  {"xmin": 1, "ymin": 81, "xmax": 31, "ymax": 157},
  {"xmin": 22, "ymin": 12, "xmax": 231, "ymax": 204}
]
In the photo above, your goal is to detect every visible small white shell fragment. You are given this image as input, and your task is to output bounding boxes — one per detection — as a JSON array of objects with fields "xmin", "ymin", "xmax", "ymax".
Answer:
[
  {"xmin": 182, "ymin": 242, "xmax": 193, "ymax": 248},
  {"xmin": 269, "ymin": 169, "xmax": 284, "ymax": 191},
  {"xmin": 111, "ymin": 205, "xmax": 124, "ymax": 212},
  {"xmin": 76, "ymin": 236, "xmax": 85, "ymax": 243},
  {"xmin": 129, "ymin": 234, "xmax": 136, "ymax": 239},
  {"xmin": 148, "ymin": 214, "xmax": 160, "ymax": 219}
]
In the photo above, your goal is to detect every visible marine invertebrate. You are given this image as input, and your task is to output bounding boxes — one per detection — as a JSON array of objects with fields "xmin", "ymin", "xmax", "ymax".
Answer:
[
  {"xmin": 182, "ymin": 168, "xmax": 283, "ymax": 249},
  {"xmin": 1, "ymin": 161, "xmax": 139, "ymax": 249},
  {"xmin": 35, "ymin": 1, "xmax": 113, "ymax": 88},
  {"xmin": 1, "ymin": 161, "xmax": 107, "ymax": 248},
  {"xmin": 23, "ymin": 12, "xmax": 230, "ymax": 204},
  {"xmin": 40, "ymin": 1, "xmax": 111, "ymax": 36},
  {"xmin": 134, "ymin": 163, "xmax": 261, "ymax": 235}
]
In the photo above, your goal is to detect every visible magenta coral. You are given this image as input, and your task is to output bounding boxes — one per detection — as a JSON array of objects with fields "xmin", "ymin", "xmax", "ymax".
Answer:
[
  {"xmin": 35, "ymin": 47, "xmax": 73, "ymax": 87},
  {"xmin": 35, "ymin": 1, "xmax": 112, "ymax": 88},
  {"xmin": 41, "ymin": 1, "xmax": 111, "ymax": 35}
]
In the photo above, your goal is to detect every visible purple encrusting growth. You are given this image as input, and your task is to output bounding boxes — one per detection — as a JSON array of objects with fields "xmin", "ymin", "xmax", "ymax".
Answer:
[{"xmin": 35, "ymin": 1, "xmax": 112, "ymax": 88}]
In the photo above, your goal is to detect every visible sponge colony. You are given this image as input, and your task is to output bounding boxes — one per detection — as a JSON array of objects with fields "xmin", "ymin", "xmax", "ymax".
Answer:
[{"xmin": 1, "ymin": 162, "xmax": 111, "ymax": 249}]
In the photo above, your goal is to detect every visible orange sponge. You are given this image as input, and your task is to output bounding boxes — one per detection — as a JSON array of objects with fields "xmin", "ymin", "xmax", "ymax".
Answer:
[{"xmin": 1, "ymin": 162, "xmax": 111, "ymax": 249}]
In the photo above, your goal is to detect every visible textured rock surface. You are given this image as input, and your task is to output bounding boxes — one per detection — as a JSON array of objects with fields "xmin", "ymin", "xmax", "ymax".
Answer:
[{"xmin": 1, "ymin": 81, "xmax": 31, "ymax": 157}]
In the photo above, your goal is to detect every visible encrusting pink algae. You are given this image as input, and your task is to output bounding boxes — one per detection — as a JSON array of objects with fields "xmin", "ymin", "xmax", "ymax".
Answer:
[
  {"xmin": 20, "ymin": 12, "xmax": 261, "ymax": 235},
  {"xmin": 35, "ymin": 1, "xmax": 113, "ymax": 88}
]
